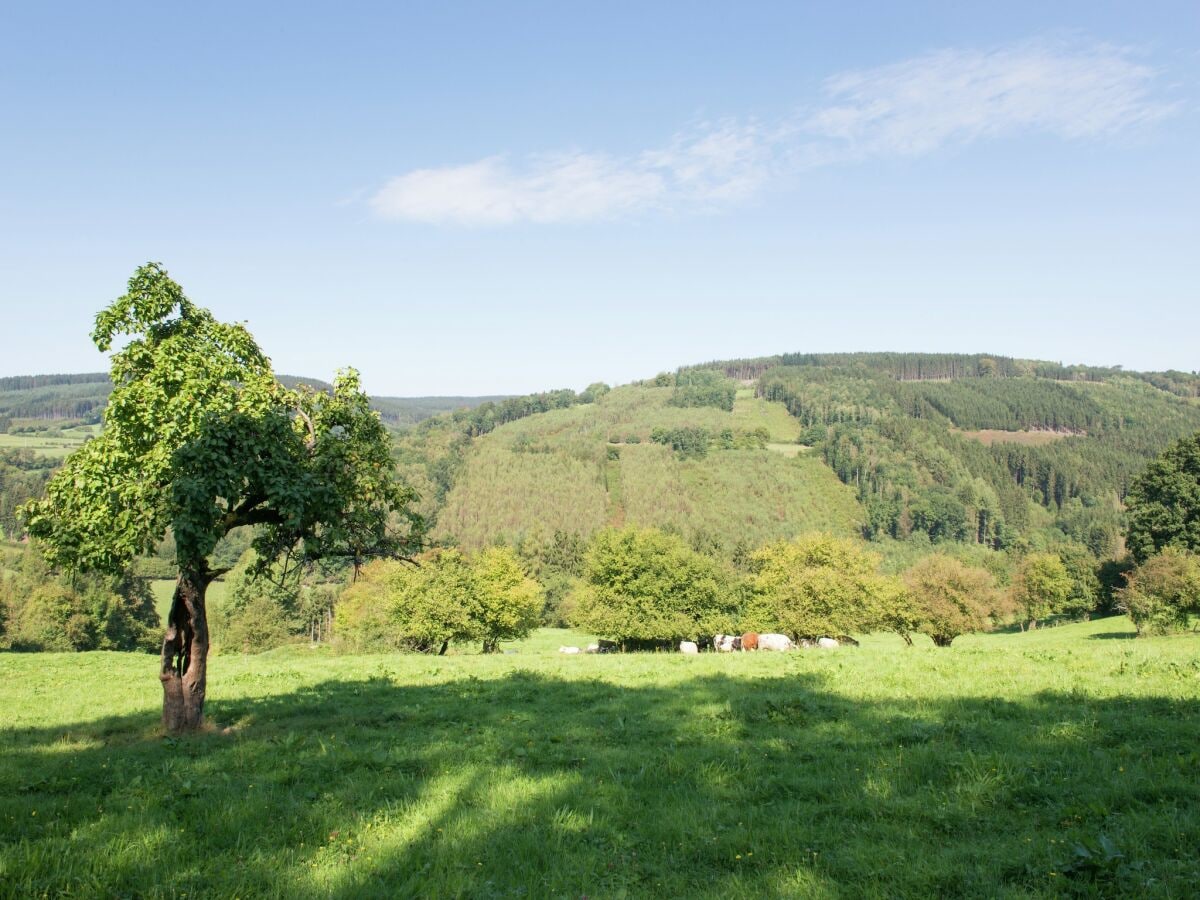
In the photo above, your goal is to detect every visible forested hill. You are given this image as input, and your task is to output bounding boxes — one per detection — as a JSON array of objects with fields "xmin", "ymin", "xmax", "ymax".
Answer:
[
  {"xmin": 705, "ymin": 352, "xmax": 1200, "ymax": 398},
  {"xmin": 389, "ymin": 353, "xmax": 1200, "ymax": 592},
  {"xmin": 0, "ymin": 373, "xmax": 509, "ymax": 428},
  {"xmin": 725, "ymin": 353, "xmax": 1200, "ymax": 557}
]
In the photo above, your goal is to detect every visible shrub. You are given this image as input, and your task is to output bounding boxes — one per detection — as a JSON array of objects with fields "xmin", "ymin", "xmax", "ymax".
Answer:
[
  {"xmin": 471, "ymin": 547, "xmax": 542, "ymax": 653},
  {"xmin": 1118, "ymin": 548, "xmax": 1200, "ymax": 635},
  {"xmin": 1011, "ymin": 552, "xmax": 1073, "ymax": 628},
  {"xmin": 744, "ymin": 534, "xmax": 898, "ymax": 640},
  {"xmin": 335, "ymin": 548, "xmax": 542, "ymax": 654},
  {"xmin": 570, "ymin": 527, "xmax": 736, "ymax": 644},
  {"xmin": 0, "ymin": 547, "xmax": 159, "ymax": 652},
  {"xmin": 669, "ymin": 369, "xmax": 736, "ymax": 411},
  {"xmin": 902, "ymin": 554, "xmax": 1000, "ymax": 647}
]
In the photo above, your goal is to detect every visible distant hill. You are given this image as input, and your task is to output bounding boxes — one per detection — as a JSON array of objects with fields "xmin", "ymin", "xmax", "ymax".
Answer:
[
  {"xmin": 5, "ymin": 353, "xmax": 1200, "ymax": 569},
  {"xmin": 0, "ymin": 372, "xmax": 509, "ymax": 428},
  {"xmin": 392, "ymin": 352, "xmax": 1200, "ymax": 568}
]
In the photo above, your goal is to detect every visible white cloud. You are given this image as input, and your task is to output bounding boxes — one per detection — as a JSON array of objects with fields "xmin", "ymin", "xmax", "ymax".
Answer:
[
  {"xmin": 369, "ymin": 120, "xmax": 768, "ymax": 225},
  {"xmin": 369, "ymin": 37, "xmax": 1175, "ymax": 226},
  {"xmin": 804, "ymin": 38, "xmax": 1175, "ymax": 158}
]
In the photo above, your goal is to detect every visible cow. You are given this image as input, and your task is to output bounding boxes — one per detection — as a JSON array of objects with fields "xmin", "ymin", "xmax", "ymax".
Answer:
[
  {"xmin": 558, "ymin": 646, "xmax": 581, "ymax": 654},
  {"xmin": 714, "ymin": 633, "xmax": 735, "ymax": 652},
  {"xmin": 757, "ymin": 633, "xmax": 794, "ymax": 652},
  {"xmin": 740, "ymin": 632, "xmax": 759, "ymax": 651},
  {"xmin": 817, "ymin": 637, "xmax": 839, "ymax": 649},
  {"xmin": 679, "ymin": 641, "xmax": 699, "ymax": 655}
]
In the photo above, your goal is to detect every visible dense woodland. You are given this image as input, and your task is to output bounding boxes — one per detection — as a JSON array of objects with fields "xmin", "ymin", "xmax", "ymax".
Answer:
[{"xmin": 2, "ymin": 351, "xmax": 1199, "ymax": 652}]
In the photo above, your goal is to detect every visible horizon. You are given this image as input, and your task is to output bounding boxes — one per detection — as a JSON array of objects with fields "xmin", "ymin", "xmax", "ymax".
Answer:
[
  {"xmin": 3, "ymin": 345, "xmax": 1197, "ymax": 401},
  {"xmin": 2, "ymin": 2, "xmax": 1197, "ymax": 394}
]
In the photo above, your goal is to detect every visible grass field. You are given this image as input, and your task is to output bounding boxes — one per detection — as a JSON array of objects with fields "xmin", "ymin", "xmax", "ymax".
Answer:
[
  {"xmin": 1, "ymin": 618, "xmax": 1197, "ymax": 897},
  {"xmin": 0, "ymin": 424, "xmax": 98, "ymax": 459}
]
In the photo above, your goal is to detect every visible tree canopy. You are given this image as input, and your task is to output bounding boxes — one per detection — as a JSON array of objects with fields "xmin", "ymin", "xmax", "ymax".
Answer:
[
  {"xmin": 1125, "ymin": 430, "xmax": 1200, "ymax": 563},
  {"xmin": 21, "ymin": 263, "xmax": 423, "ymax": 730}
]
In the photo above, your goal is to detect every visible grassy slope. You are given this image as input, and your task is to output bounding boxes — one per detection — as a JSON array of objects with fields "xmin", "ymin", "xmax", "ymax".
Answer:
[
  {"xmin": 1, "ymin": 620, "xmax": 1196, "ymax": 897},
  {"xmin": 435, "ymin": 385, "xmax": 861, "ymax": 549},
  {"xmin": 0, "ymin": 424, "xmax": 97, "ymax": 459}
]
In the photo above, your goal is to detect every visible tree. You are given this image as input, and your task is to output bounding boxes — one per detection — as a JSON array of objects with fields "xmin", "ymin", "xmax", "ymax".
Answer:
[
  {"xmin": 472, "ymin": 546, "xmax": 542, "ymax": 653},
  {"xmin": 1011, "ymin": 552, "xmax": 1073, "ymax": 629},
  {"xmin": 0, "ymin": 545, "xmax": 160, "ymax": 652},
  {"xmin": 1125, "ymin": 430, "xmax": 1200, "ymax": 563},
  {"xmin": 902, "ymin": 554, "xmax": 999, "ymax": 647},
  {"xmin": 1118, "ymin": 548, "xmax": 1200, "ymax": 635},
  {"xmin": 335, "ymin": 547, "xmax": 541, "ymax": 654},
  {"xmin": 744, "ymin": 534, "xmax": 896, "ymax": 640},
  {"xmin": 21, "ymin": 264, "xmax": 422, "ymax": 731},
  {"xmin": 570, "ymin": 527, "xmax": 736, "ymax": 646}
]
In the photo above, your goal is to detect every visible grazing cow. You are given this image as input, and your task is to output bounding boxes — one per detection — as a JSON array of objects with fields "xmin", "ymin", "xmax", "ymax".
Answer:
[
  {"xmin": 715, "ymin": 633, "xmax": 743, "ymax": 652},
  {"xmin": 558, "ymin": 646, "xmax": 581, "ymax": 654},
  {"xmin": 740, "ymin": 632, "xmax": 759, "ymax": 652},
  {"xmin": 679, "ymin": 641, "xmax": 699, "ymax": 655},
  {"xmin": 817, "ymin": 637, "xmax": 839, "ymax": 649},
  {"xmin": 597, "ymin": 639, "xmax": 618, "ymax": 653},
  {"xmin": 757, "ymin": 633, "xmax": 794, "ymax": 652},
  {"xmin": 585, "ymin": 643, "xmax": 600, "ymax": 653}
]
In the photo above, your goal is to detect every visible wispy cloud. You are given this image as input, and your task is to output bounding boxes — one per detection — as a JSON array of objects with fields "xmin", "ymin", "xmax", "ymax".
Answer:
[{"xmin": 369, "ymin": 37, "xmax": 1176, "ymax": 226}]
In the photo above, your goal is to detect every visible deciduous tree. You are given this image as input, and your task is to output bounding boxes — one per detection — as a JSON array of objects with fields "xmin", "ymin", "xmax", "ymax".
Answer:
[
  {"xmin": 902, "ymin": 554, "xmax": 999, "ymax": 647},
  {"xmin": 22, "ymin": 263, "xmax": 422, "ymax": 731},
  {"xmin": 1125, "ymin": 430, "xmax": 1200, "ymax": 562}
]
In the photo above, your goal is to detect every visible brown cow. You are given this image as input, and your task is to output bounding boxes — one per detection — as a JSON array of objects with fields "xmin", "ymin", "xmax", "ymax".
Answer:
[{"xmin": 740, "ymin": 632, "xmax": 758, "ymax": 651}]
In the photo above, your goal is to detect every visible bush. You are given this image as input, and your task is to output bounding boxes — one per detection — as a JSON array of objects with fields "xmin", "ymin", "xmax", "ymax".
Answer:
[
  {"xmin": 0, "ymin": 552, "xmax": 160, "ymax": 653},
  {"xmin": 1011, "ymin": 552, "xmax": 1073, "ymax": 628},
  {"xmin": 744, "ymin": 534, "xmax": 899, "ymax": 640},
  {"xmin": 1118, "ymin": 548, "xmax": 1200, "ymax": 635},
  {"xmin": 212, "ymin": 593, "xmax": 294, "ymax": 653},
  {"xmin": 669, "ymin": 369, "xmax": 736, "ymax": 411},
  {"xmin": 902, "ymin": 554, "xmax": 1000, "ymax": 647},
  {"xmin": 335, "ymin": 547, "xmax": 542, "ymax": 654},
  {"xmin": 570, "ymin": 527, "xmax": 736, "ymax": 644},
  {"xmin": 472, "ymin": 547, "xmax": 543, "ymax": 652}
]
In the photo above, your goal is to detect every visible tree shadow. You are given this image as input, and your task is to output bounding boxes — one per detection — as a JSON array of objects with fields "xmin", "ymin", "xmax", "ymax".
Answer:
[{"xmin": 1, "ymin": 667, "xmax": 1197, "ymax": 897}]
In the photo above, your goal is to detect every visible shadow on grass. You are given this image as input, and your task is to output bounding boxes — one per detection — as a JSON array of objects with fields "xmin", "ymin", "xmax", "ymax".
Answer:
[
  {"xmin": 1, "ymin": 668, "xmax": 1198, "ymax": 898},
  {"xmin": 1087, "ymin": 631, "xmax": 1140, "ymax": 641}
]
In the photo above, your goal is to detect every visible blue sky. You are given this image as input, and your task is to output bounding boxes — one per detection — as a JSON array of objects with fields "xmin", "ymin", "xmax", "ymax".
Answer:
[{"xmin": 2, "ymin": 2, "xmax": 1197, "ymax": 395}]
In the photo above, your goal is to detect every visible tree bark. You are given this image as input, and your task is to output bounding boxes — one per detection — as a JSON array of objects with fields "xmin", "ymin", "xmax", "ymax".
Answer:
[{"xmin": 160, "ymin": 564, "xmax": 211, "ymax": 733}]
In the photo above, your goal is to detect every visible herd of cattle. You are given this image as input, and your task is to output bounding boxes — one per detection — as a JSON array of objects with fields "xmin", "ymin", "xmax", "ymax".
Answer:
[{"xmin": 558, "ymin": 633, "xmax": 841, "ymax": 654}]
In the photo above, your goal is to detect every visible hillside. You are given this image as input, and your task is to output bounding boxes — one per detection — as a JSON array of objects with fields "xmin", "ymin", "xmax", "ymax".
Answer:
[
  {"xmin": 5, "ymin": 352, "xmax": 1200, "ymax": 568},
  {"xmin": 431, "ymin": 385, "xmax": 862, "ymax": 552},
  {"xmin": 383, "ymin": 353, "xmax": 1200, "ymax": 583},
  {"xmin": 0, "ymin": 372, "xmax": 507, "ymax": 429}
]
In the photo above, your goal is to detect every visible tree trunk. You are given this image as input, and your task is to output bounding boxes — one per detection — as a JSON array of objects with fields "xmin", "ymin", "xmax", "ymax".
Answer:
[
  {"xmin": 160, "ymin": 565, "xmax": 211, "ymax": 733},
  {"xmin": 438, "ymin": 640, "xmax": 449, "ymax": 656}
]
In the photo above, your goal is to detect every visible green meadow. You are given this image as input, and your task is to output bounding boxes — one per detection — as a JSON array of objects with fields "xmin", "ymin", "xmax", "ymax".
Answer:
[
  {"xmin": 2, "ymin": 619, "xmax": 1197, "ymax": 898},
  {"xmin": 0, "ymin": 425, "xmax": 97, "ymax": 460}
]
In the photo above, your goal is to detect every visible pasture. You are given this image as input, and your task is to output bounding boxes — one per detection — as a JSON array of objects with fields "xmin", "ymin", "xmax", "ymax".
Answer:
[
  {"xmin": 0, "ymin": 424, "xmax": 97, "ymax": 459},
  {"xmin": 1, "ymin": 619, "xmax": 1197, "ymax": 897}
]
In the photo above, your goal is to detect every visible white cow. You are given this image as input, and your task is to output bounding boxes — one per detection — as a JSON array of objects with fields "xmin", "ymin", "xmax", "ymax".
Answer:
[
  {"xmin": 558, "ymin": 646, "xmax": 581, "ymax": 654},
  {"xmin": 757, "ymin": 633, "xmax": 794, "ymax": 652},
  {"xmin": 817, "ymin": 637, "xmax": 839, "ymax": 649},
  {"xmin": 713, "ymin": 633, "xmax": 739, "ymax": 652},
  {"xmin": 679, "ymin": 641, "xmax": 699, "ymax": 655}
]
